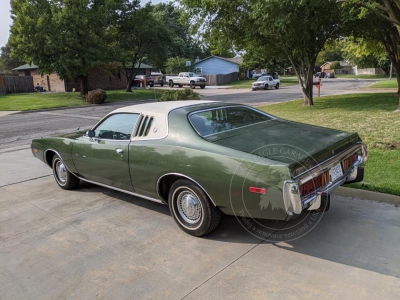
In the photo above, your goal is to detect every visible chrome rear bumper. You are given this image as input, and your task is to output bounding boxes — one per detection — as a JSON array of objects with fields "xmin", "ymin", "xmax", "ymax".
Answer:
[{"xmin": 283, "ymin": 143, "xmax": 367, "ymax": 215}]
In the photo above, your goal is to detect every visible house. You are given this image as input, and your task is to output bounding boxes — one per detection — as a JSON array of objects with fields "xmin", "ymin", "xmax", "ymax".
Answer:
[
  {"xmin": 194, "ymin": 56, "xmax": 244, "ymax": 75},
  {"xmin": 321, "ymin": 61, "xmax": 353, "ymax": 74},
  {"xmin": 13, "ymin": 63, "xmax": 155, "ymax": 92},
  {"xmin": 12, "ymin": 64, "xmax": 66, "ymax": 92}
]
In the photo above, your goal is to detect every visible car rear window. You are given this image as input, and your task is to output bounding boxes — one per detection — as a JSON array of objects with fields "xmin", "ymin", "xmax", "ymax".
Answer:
[{"xmin": 189, "ymin": 106, "xmax": 274, "ymax": 137}]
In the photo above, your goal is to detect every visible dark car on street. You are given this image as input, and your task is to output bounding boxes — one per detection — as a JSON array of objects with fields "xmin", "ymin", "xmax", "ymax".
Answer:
[
  {"xmin": 314, "ymin": 72, "xmax": 326, "ymax": 78},
  {"xmin": 133, "ymin": 75, "xmax": 154, "ymax": 87}
]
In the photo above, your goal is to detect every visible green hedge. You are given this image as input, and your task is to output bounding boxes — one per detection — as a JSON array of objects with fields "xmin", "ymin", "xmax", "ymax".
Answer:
[{"xmin": 158, "ymin": 88, "xmax": 200, "ymax": 101}]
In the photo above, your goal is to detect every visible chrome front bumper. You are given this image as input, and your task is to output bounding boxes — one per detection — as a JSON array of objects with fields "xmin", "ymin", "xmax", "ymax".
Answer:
[{"xmin": 282, "ymin": 143, "xmax": 368, "ymax": 215}]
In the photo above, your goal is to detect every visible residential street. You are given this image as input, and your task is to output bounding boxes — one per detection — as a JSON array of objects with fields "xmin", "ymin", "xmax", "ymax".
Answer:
[{"xmin": 0, "ymin": 78, "xmax": 375, "ymax": 150}]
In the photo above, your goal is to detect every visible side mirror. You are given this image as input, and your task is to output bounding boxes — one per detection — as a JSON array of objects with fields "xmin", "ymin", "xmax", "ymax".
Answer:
[{"xmin": 86, "ymin": 130, "xmax": 95, "ymax": 138}]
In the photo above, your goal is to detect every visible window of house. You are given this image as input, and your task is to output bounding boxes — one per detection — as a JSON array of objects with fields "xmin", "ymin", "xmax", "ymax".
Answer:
[{"xmin": 24, "ymin": 70, "xmax": 31, "ymax": 76}]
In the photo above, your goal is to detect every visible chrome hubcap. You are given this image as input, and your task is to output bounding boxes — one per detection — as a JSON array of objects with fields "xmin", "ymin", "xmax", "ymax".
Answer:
[
  {"xmin": 55, "ymin": 160, "xmax": 67, "ymax": 183},
  {"xmin": 177, "ymin": 191, "xmax": 202, "ymax": 224}
]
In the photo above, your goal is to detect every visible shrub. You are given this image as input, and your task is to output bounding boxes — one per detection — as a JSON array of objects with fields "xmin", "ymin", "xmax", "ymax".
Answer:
[
  {"xmin": 85, "ymin": 89, "xmax": 107, "ymax": 104},
  {"xmin": 330, "ymin": 61, "xmax": 342, "ymax": 70},
  {"xmin": 158, "ymin": 88, "xmax": 200, "ymax": 102}
]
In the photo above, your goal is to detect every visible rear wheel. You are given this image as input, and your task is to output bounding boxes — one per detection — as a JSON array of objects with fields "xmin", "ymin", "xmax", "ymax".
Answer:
[
  {"xmin": 169, "ymin": 81, "xmax": 174, "ymax": 87},
  {"xmin": 52, "ymin": 154, "xmax": 79, "ymax": 190},
  {"xmin": 200, "ymin": 85, "xmax": 205, "ymax": 89},
  {"xmin": 169, "ymin": 179, "xmax": 221, "ymax": 237}
]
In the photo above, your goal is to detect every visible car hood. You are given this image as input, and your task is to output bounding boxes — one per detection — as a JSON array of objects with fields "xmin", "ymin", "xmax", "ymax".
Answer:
[
  {"xmin": 253, "ymin": 80, "xmax": 267, "ymax": 84},
  {"xmin": 205, "ymin": 119, "xmax": 360, "ymax": 176}
]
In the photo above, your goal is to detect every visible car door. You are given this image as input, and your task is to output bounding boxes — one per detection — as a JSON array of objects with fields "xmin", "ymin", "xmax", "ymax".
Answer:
[
  {"xmin": 268, "ymin": 76, "xmax": 275, "ymax": 86},
  {"xmin": 72, "ymin": 113, "xmax": 140, "ymax": 192}
]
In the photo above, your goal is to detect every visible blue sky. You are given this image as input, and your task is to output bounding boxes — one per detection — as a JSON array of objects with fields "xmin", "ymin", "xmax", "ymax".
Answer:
[{"xmin": 0, "ymin": 0, "xmax": 166, "ymax": 48}]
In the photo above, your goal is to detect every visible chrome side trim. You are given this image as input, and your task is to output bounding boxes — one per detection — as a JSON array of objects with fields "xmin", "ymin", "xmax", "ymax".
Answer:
[
  {"xmin": 78, "ymin": 177, "xmax": 165, "ymax": 204},
  {"xmin": 44, "ymin": 149, "xmax": 165, "ymax": 205},
  {"xmin": 156, "ymin": 173, "xmax": 217, "ymax": 207}
]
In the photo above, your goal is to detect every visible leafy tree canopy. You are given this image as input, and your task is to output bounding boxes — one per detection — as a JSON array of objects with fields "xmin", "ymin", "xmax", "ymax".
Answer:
[
  {"xmin": 9, "ymin": 0, "xmax": 116, "ymax": 95},
  {"xmin": 180, "ymin": 0, "xmax": 344, "ymax": 105},
  {"xmin": 0, "ymin": 43, "xmax": 24, "ymax": 72}
]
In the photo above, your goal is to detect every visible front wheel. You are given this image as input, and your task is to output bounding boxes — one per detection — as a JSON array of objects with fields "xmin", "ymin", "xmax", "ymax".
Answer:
[
  {"xmin": 190, "ymin": 81, "xmax": 196, "ymax": 89},
  {"xmin": 264, "ymin": 84, "xmax": 268, "ymax": 90},
  {"xmin": 275, "ymin": 83, "xmax": 280, "ymax": 89},
  {"xmin": 169, "ymin": 179, "xmax": 221, "ymax": 237},
  {"xmin": 52, "ymin": 154, "xmax": 80, "ymax": 190},
  {"xmin": 200, "ymin": 85, "xmax": 205, "ymax": 89}
]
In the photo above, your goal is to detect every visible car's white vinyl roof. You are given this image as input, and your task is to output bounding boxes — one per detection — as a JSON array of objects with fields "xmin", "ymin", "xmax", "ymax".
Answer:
[
  {"xmin": 107, "ymin": 100, "xmax": 220, "ymax": 140},
  {"xmin": 109, "ymin": 100, "xmax": 219, "ymax": 116}
]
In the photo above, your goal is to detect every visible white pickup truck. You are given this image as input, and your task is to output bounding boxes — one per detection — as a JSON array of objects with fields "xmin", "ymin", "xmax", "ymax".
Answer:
[
  {"xmin": 166, "ymin": 72, "xmax": 207, "ymax": 89},
  {"xmin": 251, "ymin": 75, "xmax": 280, "ymax": 91}
]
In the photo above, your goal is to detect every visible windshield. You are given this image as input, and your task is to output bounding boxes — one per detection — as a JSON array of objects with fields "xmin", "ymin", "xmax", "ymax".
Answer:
[
  {"xmin": 189, "ymin": 106, "xmax": 274, "ymax": 137},
  {"xmin": 257, "ymin": 76, "xmax": 269, "ymax": 81},
  {"xmin": 188, "ymin": 72, "xmax": 197, "ymax": 77}
]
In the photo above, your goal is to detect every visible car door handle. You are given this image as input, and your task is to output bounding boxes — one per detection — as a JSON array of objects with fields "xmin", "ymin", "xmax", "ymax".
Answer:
[{"xmin": 116, "ymin": 148, "xmax": 124, "ymax": 154}]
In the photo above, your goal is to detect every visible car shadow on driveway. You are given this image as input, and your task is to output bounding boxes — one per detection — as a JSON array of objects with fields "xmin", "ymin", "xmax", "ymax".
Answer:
[{"xmin": 75, "ymin": 182, "xmax": 400, "ymax": 279}]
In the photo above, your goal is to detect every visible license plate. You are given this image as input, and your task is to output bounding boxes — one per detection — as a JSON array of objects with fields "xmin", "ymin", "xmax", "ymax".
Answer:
[{"xmin": 330, "ymin": 164, "xmax": 343, "ymax": 182}]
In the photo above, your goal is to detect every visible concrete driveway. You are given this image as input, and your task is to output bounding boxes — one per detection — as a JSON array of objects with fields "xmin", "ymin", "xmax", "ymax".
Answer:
[{"xmin": 1, "ymin": 148, "xmax": 400, "ymax": 299}]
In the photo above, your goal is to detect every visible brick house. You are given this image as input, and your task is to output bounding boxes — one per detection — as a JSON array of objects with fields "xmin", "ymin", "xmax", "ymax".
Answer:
[
  {"xmin": 13, "ymin": 63, "xmax": 155, "ymax": 92},
  {"xmin": 321, "ymin": 61, "xmax": 354, "ymax": 74},
  {"xmin": 13, "ymin": 64, "xmax": 66, "ymax": 92}
]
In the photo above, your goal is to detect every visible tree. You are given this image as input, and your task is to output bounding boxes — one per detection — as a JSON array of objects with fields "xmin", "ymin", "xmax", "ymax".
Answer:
[
  {"xmin": 109, "ymin": 2, "xmax": 172, "ymax": 92},
  {"xmin": 9, "ymin": 0, "xmax": 113, "ymax": 95},
  {"xmin": 152, "ymin": 3, "xmax": 209, "ymax": 61},
  {"xmin": 330, "ymin": 61, "xmax": 343, "ymax": 70},
  {"xmin": 340, "ymin": 0, "xmax": 400, "ymax": 35},
  {"xmin": 0, "ymin": 43, "xmax": 24, "ymax": 71},
  {"xmin": 165, "ymin": 57, "xmax": 192, "ymax": 74},
  {"xmin": 340, "ymin": 38, "xmax": 390, "ymax": 70},
  {"xmin": 341, "ymin": 0, "xmax": 400, "ymax": 110},
  {"xmin": 181, "ymin": 0, "xmax": 344, "ymax": 106},
  {"xmin": 316, "ymin": 40, "xmax": 344, "ymax": 65}
]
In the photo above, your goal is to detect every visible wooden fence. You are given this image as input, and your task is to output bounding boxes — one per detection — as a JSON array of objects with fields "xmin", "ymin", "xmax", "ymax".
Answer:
[
  {"xmin": 202, "ymin": 72, "xmax": 240, "ymax": 86},
  {"xmin": 0, "ymin": 75, "xmax": 34, "ymax": 95}
]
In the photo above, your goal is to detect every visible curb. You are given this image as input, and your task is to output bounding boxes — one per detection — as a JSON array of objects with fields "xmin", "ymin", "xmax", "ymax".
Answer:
[{"xmin": 332, "ymin": 186, "xmax": 400, "ymax": 206}]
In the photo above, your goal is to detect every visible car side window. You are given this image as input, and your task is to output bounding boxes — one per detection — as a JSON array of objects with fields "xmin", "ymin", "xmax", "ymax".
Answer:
[{"xmin": 94, "ymin": 113, "xmax": 139, "ymax": 140}]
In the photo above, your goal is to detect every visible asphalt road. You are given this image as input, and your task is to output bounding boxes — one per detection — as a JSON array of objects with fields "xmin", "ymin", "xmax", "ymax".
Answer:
[{"xmin": 0, "ymin": 78, "xmax": 374, "ymax": 150}]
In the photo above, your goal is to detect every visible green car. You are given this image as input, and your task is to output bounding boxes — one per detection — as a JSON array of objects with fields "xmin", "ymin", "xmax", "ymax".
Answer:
[{"xmin": 31, "ymin": 101, "xmax": 368, "ymax": 236}]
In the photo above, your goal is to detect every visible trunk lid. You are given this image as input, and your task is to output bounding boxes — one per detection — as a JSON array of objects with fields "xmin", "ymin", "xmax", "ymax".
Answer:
[{"xmin": 206, "ymin": 119, "xmax": 360, "ymax": 177}]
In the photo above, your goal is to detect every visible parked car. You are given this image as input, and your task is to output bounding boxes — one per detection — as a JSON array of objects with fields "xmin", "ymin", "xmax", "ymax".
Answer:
[
  {"xmin": 251, "ymin": 75, "xmax": 280, "ymax": 90},
  {"xmin": 326, "ymin": 72, "xmax": 335, "ymax": 78},
  {"xmin": 314, "ymin": 72, "xmax": 326, "ymax": 78},
  {"xmin": 253, "ymin": 72, "xmax": 280, "ymax": 79},
  {"xmin": 31, "ymin": 101, "xmax": 367, "ymax": 237},
  {"xmin": 133, "ymin": 75, "xmax": 154, "ymax": 87},
  {"xmin": 166, "ymin": 72, "xmax": 206, "ymax": 89}
]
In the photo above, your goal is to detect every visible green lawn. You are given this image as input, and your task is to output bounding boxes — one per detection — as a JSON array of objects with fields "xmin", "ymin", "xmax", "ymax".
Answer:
[
  {"xmin": 368, "ymin": 79, "xmax": 399, "ymax": 89},
  {"xmin": 335, "ymin": 74, "xmax": 390, "ymax": 79},
  {"xmin": 0, "ymin": 89, "xmax": 164, "ymax": 111},
  {"xmin": 258, "ymin": 93, "xmax": 400, "ymax": 195},
  {"xmin": 224, "ymin": 78, "xmax": 299, "ymax": 89}
]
